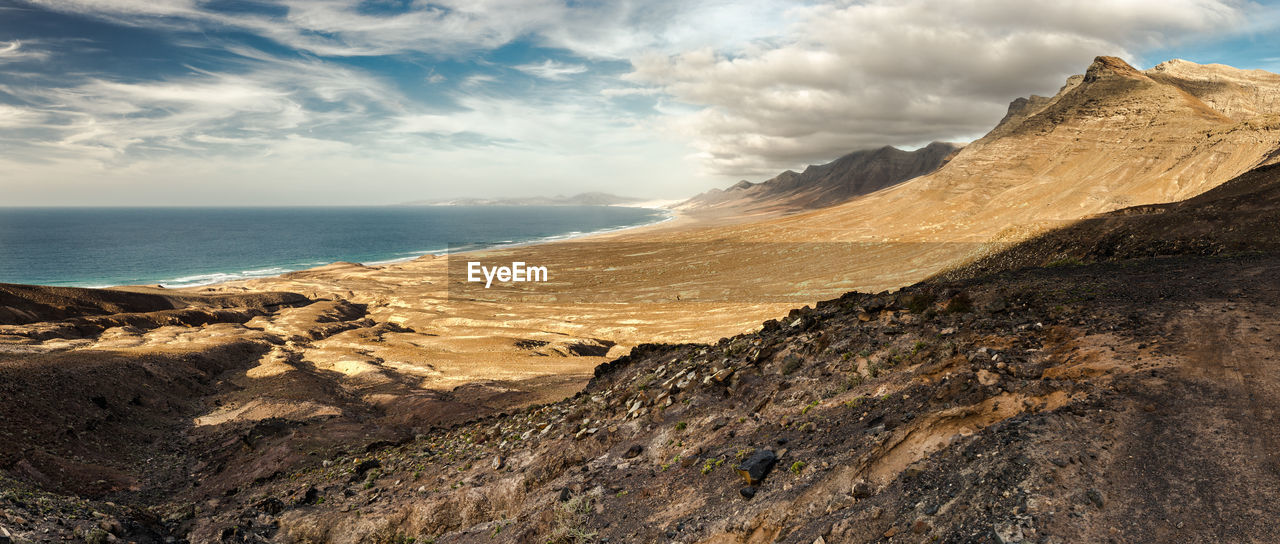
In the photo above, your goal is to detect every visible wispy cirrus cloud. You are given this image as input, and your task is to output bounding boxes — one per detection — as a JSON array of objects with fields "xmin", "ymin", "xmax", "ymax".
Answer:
[
  {"xmin": 0, "ymin": 0, "xmax": 1272, "ymax": 205},
  {"xmin": 513, "ymin": 59, "xmax": 588, "ymax": 80},
  {"xmin": 0, "ymin": 40, "xmax": 48, "ymax": 63},
  {"xmin": 17, "ymin": 0, "xmax": 790, "ymax": 59},
  {"xmin": 0, "ymin": 48, "xmax": 404, "ymax": 164}
]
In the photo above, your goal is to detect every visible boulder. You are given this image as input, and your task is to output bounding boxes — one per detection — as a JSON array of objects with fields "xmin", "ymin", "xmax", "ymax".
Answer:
[{"xmin": 735, "ymin": 449, "xmax": 778, "ymax": 486}]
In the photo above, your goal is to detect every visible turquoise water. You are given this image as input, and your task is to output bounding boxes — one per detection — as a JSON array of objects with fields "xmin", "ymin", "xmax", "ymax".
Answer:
[{"xmin": 0, "ymin": 206, "xmax": 668, "ymax": 287}]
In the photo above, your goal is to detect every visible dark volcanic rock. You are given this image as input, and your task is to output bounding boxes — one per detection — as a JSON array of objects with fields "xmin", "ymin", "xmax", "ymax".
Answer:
[
  {"xmin": 735, "ymin": 449, "xmax": 778, "ymax": 486},
  {"xmin": 354, "ymin": 459, "xmax": 381, "ymax": 475}
]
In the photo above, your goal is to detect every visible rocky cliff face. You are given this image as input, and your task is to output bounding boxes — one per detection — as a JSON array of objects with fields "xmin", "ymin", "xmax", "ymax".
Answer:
[{"xmin": 679, "ymin": 142, "xmax": 961, "ymax": 214}]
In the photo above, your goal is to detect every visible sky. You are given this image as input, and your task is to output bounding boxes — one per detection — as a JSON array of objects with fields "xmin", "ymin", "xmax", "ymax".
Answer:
[{"xmin": 0, "ymin": 0, "xmax": 1277, "ymax": 206}]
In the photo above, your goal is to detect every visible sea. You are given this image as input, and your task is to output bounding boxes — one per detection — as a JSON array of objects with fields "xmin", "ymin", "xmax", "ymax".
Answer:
[{"xmin": 0, "ymin": 206, "xmax": 670, "ymax": 288}]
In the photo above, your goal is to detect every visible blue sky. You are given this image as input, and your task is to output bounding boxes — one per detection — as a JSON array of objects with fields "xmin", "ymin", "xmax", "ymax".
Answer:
[{"xmin": 0, "ymin": 0, "xmax": 1276, "ymax": 205}]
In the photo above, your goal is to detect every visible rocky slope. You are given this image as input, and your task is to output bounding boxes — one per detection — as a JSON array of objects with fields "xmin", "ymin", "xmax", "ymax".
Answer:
[
  {"xmin": 679, "ymin": 142, "xmax": 960, "ymax": 215},
  {"xmin": 142, "ymin": 161, "xmax": 1280, "ymax": 543},
  {"xmin": 2, "ymin": 159, "xmax": 1274, "ymax": 543}
]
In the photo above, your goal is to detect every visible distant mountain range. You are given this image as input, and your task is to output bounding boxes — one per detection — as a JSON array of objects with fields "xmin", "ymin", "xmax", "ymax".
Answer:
[
  {"xmin": 403, "ymin": 192, "xmax": 645, "ymax": 207},
  {"xmin": 678, "ymin": 141, "xmax": 962, "ymax": 214},
  {"xmin": 811, "ymin": 55, "xmax": 1280, "ymax": 239}
]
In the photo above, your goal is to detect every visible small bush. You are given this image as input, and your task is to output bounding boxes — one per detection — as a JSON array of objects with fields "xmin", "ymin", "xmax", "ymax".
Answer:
[
  {"xmin": 912, "ymin": 341, "xmax": 929, "ymax": 355},
  {"xmin": 548, "ymin": 496, "xmax": 597, "ymax": 544},
  {"xmin": 789, "ymin": 461, "xmax": 807, "ymax": 474},
  {"xmin": 701, "ymin": 457, "xmax": 724, "ymax": 475}
]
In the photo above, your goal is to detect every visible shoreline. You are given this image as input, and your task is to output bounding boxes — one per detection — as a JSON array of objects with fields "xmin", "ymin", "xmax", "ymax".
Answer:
[{"xmin": 74, "ymin": 205, "xmax": 679, "ymax": 290}]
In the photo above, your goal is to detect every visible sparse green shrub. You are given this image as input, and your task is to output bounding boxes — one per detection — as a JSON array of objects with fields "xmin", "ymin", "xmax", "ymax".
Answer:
[
  {"xmin": 490, "ymin": 519, "xmax": 510, "ymax": 538},
  {"xmin": 701, "ymin": 457, "xmax": 724, "ymax": 475},
  {"xmin": 789, "ymin": 461, "xmax": 807, "ymax": 474},
  {"xmin": 675, "ymin": 421, "xmax": 687, "ymax": 431},
  {"xmin": 548, "ymin": 495, "xmax": 597, "ymax": 543},
  {"xmin": 660, "ymin": 454, "xmax": 680, "ymax": 472},
  {"xmin": 912, "ymin": 341, "xmax": 929, "ymax": 355}
]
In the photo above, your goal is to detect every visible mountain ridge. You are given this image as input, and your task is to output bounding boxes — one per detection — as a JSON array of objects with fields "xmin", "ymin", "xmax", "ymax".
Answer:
[
  {"xmin": 679, "ymin": 142, "xmax": 962, "ymax": 214},
  {"xmin": 739, "ymin": 55, "xmax": 1280, "ymax": 245}
]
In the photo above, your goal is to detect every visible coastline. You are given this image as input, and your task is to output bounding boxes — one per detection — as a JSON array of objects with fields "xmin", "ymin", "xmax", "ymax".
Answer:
[
  {"xmin": 96, "ymin": 205, "xmax": 680, "ymax": 290},
  {"xmin": 362, "ymin": 205, "xmax": 679, "ymax": 265}
]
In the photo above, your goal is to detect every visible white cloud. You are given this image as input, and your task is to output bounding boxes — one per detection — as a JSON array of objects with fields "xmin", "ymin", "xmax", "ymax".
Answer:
[
  {"xmin": 0, "ymin": 41, "xmax": 707, "ymax": 204},
  {"xmin": 0, "ymin": 104, "xmax": 42, "ymax": 127},
  {"xmin": 0, "ymin": 0, "xmax": 1265, "ymax": 204},
  {"xmin": 16, "ymin": 0, "xmax": 794, "ymax": 59},
  {"xmin": 0, "ymin": 49, "xmax": 403, "ymax": 163},
  {"xmin": 626, "ymin": 0, "xmax": 1250, "ymax": 176},
  {"xmin": 513, "ymin": 60, "xmax": 588, "ymax": 80},
  {"xmin": 461, "ymin": 73, "xmax": 498, "ymax": 87},
  {"xmin": 0, "ymin": 40, "xmax": 49, "ymax": 63}
]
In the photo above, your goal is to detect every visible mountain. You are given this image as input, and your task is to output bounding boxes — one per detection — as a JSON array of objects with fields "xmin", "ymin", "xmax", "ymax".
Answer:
[
  {"xmin": 737, "ymin": 56, "xmax": 1280, "ymax": 245},
  {"xmin": 183, "ymin": 161, "xmax": 1280, "ymax": 542},
  {"xmin": 679, "ymin": 141, "xmax": 961, "ymax": 214},
  {"xmin": 404, "ymin": 192, "xmax": 646, "ymax": 207}
]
